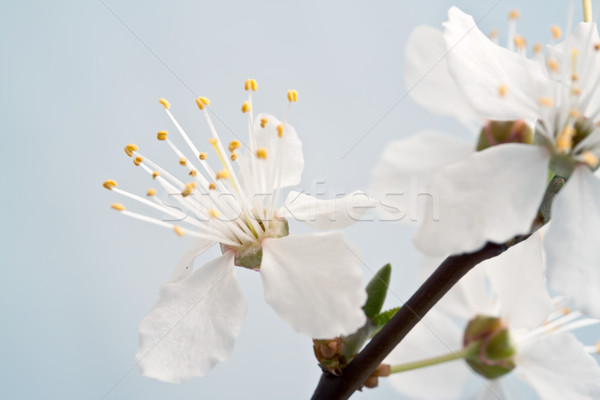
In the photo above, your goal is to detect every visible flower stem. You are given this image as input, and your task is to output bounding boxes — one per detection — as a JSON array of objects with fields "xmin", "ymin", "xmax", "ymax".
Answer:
[
  {"xmin": 583, "ymin": 0, "xmax": 592, "ymax": 22},
  {"xmin": 390, "ymin": 341, "xmax": 480, "ymax": 374}
]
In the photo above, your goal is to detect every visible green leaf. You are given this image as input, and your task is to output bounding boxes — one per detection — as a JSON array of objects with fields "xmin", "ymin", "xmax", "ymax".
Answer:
[
  {"xmin": 362, "ymin": 263, "xmax": 392, "ymax": 319},
  {"xmin": 372, "ymin": 307, "xmax": 400, "ymax": 330}
]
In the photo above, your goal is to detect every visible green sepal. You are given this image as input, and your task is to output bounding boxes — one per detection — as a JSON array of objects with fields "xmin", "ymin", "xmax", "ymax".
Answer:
[{"xmin": 362, "ymin": 263, "xmax": 391, "ymax": 319}]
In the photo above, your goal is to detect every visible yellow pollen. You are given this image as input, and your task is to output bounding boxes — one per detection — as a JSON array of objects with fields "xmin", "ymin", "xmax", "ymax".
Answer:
[
  {"xmin": 111, "ymin": 203, "xmax": 125, "ymax": 211},
  {"xmin": 572, "ymin": 73, "xmax": 579, "ymax": 82},
  {"xmin": 244, "ymin": 79, "xmax": 258, "ymax": 92},
  {"xmin": 173, "ymin": 226, "xmax": 184, "ymax": 237},
  {"xmin": 199, "ymin": 152, "xmax": 207, "ymax": 160},
  {"xmin": 556, "ymin": 125, "xmax": 575, "ymax": 152},
  {"xmin": 209, "ymin": 138, "xmax": 218, "ymax": 146},
  {"xmin": 538, "ymin": 97, "xmax": 554, "ymax": 107},
  {"xmin": 189, "ymin": 169, "xmax": 197, "ymax": 177},
  {"xmin": 573, "ymin": 87, "xmax": 582, "ymax": 96},
  {"xmin": 124, "ymin": 143, "xmax": 138, "ymax": 157},
  {"xmin": 582, "ymin": 151, "xmax": 599, "ymax": 168},
  {"xmin": 146, "ymin": 188, "xmax": 156, "ymax": 197},
  {"xmin": 179, "ymin": 157, "xmax": 187, "ymax": 166},
  {"xmin": 216, "ymin": 169, "xmax": 230, "ymax": 180},
  {"xmin": 533, "ymin": 43, "xmax": 543, "ymax": 54},
  {"xmin": 488, "ymin": 29, "xmax": 498, "ymax": 40},
  {"xmin": 241, "ymin": 101, "xmax": 252, "ymax": 113},
  {"xmin": 209, "ymin": 209, "xmax": 220, "ymax": 219},
  {"xmin": 195, "ymin": 96, "xmax": 210, "ymax": 110},
  {"xmin": 508, "ymin": 9, "xmax": 520, "ymax": 19},
  {"xmin": 570, "ymin": 109, "xmax": 581, "ymax": 119},
  {"xmin": 133, "ymin": 156, "xmax": 143, "ymax": 166},
  {"xmin": 181, "ymin": 183, "xmax": 195, "ymax": 197},
  {"xmin": 103, "ymin": 179, "xmax": 117, "ymax": 190},
  {"xmin": 513, "ymin": 35, "xmax": 526, "ymax": 50},
  {"xmin": 152, "ymin": 171, "xmax": 160, "ymax": 179},
  {"xmin": 158, "ymin": 98, "xmax": 170, "ymax": 109},
  {"xmin": 277, "ymin": 124, "xmax": 284, "ymax": 138},
  {"xmin": 547, "ymin": 59, "xmax": 559, "ymax": 72},
  {"xmin": 228, "ymin": 140, "xmax": 241, "ymax": 153},
  {"xmin": 157, "ymin": 130, "xmax": 168, "ymax": 141},
  {"xmin": 287, "ymin": 89, "xmax": 298, "ymax": 103},
  {"xmin": 595, "ymin": 43, "xmax": 600, "ymax": 51},
  {"xmin": 230, "ymin": 153, "xmax": 238, "ymax": 161},
  {"xmin": 498, "ymin": 85, "xmax": 507, "ymax": 97},
  {"xmin": 551, "ymin": 25, "xmax": 562, "ymax": 40},
  {"xmin": 256, "ymin": 148, "xmax": 268, "ymax": 159},
  {"xmin": 208, "ymin": 182, "xmax": 217, "ymax": 190},
  {"xmin": 260, "ymin": 117, "xmax": 269, "ymax": 128}
]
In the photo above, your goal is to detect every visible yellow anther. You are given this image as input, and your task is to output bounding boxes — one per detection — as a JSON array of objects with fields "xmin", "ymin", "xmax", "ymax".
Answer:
[
  {"xmin": 561, "ymin": 307, "xmax": 572, "ymax": 315},
  {"xmin": 513, "ymin": 35, "xmax": 526, "ymax": 50},
  {"xmin": 103, "ymin": 179, "xmax": 117, "ymax": 190},
  {"xmin": 231, "ymin": 153, "xmax": 238, "ymax": 161},
  {"xmin": 538, "ymin": 97, "xmax": 554, "ymax": 107},
  {"xmin": 547, "ymin": 59, "xmax": 559, "ymax": 72},
  {"xmin": 179, "ymin": 157, "xmax": 187, "ymax": 166},
  {"xmin": 189, "ymin": 169, "xmax": 197, "ymax": 177},
  {"xmin": 124, "ymin": 143, "xmax": 138, "ymax": 157},
  {"xmin": 209, "ymin": 138, "xmax": 218, "ymax": 145},
  {"xmin": 195, "ymin": 96, "xmax": 210, "ymax": 110},
  {"xmin": 488, "ymin": 29, "xmax": 498, "ymax": 40},
  {"xmin": 244, "ymin": 79, "xmax": 258, "ymax": 91},
  {"xmin": 573, "ymin": 87, "xmax": 582, "ymax": 96},
  {"xmin": 147, "ymin": 188, "xmax": 156, "ymax": 197},
  {"xmin": 159, "ymin": 98, "xmax": 170, "ymax": 109},
  {"xmin": 508, "ymin": 9, "xmax": 520, "ymax": 19},
  {"xmin": 111, "ymin": 203, "xmax": 125, "ymax": 211},
  {"xmin": 256, "ymin": 148, "xmax": 268, "ymax": 159},
  {"xmin": 571, "ymin": 48, "xmax": 579, "ymax": 57},
  {"xmin": 260, "ymin": 117, "xmax": 269, "ymax": 128},
  {"xmin": 209, "ymin": 209, "xmax": 221, "ymax": 219},
  {"xmin": 208, "ymin": 182, "xmax": 217, "ymax": 190},
  {"xmin": 157, "ymin": 130, "xmax": 168, "ymax": 141},
  {"xmin": 173, "ymin": 226, "xmax": 184, "ymax": 237},
  {"xmin": 181, "ymin": 183, "xmax": 194, "ymax": 197},
  {"xmin": 277, "ymin": 124, "xmax": 284, "ymax": 138},
  {"xmin": 533, "ymin": 43, "xmax": 543, "ymax": 54},
  {"xmin": 228, "ymin": 140, "xmax": 241, "ymax": 153},
  {"xmin": 582, "ymin": 151, "xmax": 599, "ymax": 168},
  {"xmin": 216, "ymin": 170, "xmax": 230, "ymax": 180},
  {"xmin": 595, "ymin": 43, "xmax": 600, "ymax": 51},
  {"xmin": 596, "ymin": 341, "xmax": 600, "ymax": 354},
  {"xmin": 199, "ymin": 152, "xmax": 207, "ymax": 160},
  {"xmin": 570, "ymin": 109, "xmax": 581, "ymax": 119},
  {"xmin": 287, "ymin": 89, "xmax": 298, "ymax": 103},
  {"xmin": 133, "ymin": 156, "xmax": 143, "ymax": 166},
  {"xmin": 152, "ymin": 171, "xmax": 160, "ymax": 179},
  {"xmin": 241, "ymin": 101, "xmax": 252, "ymax": 113},
  {"xmin": 556, "ymin": 125, "xmax": 575, "ymax": 152},
  {"xmin": 498, "ymin": 85, "xmax": 507, "ymax": 97},
  {"xmin": 551, "ymin": 25, "xmax": 562, "ymax": 40}
]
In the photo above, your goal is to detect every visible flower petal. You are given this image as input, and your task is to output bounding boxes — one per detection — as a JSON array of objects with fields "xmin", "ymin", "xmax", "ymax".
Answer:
[
  {"xmin": 168, "ymin": 238, "xmax": 216, "ymax": 283},
  {"xmin": 260, "ymin": 232, "xmax": 367, "ymax": 338},
  {"xmin": 405, "ymin": 25, "xmax": 482, "ymax": 131},
  {"xmin": 278, "ymin": 191, "xmax": 375, "ymax": 230},
  {"xmin": 369, "ymin": 130, "xmax": 473, "ymax": 222},
  {"xmin": 443, "ymin": 7, "xmax": 551, "ymax": 121},
  {"xmin": 137, "ymin": 252, "xmax": 246, "ymax": 383},
  {"xmin": 545, "ymin": 166, "xmax": 600, "ymax": 317},
  {"xmin": 473, "ymin": 380, "xmax": 510, "ymax": 400},
  {"xmin": 413, "ymin": 144, "xmax": 550, "ymax": 256},
  {"xmin": 518, "ymin": 333, "xmax": 600, "ymax": 399}
]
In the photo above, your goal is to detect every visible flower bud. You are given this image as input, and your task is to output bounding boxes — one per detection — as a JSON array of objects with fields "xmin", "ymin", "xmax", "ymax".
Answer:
[
  {"xmin": 476, "ymin": 120, "xmax": 533, "ymax": 151},
  {"xmin": 463, "ymin": 315, "xmax": 517, "ymax": 379}
]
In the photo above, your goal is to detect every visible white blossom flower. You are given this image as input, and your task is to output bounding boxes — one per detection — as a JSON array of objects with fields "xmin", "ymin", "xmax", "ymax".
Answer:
[
  {"xmin": 104, "ymin": 82, "xmax": 371, "ymax": 382},
  {"xmin": 386, "ymin": 235, "xmax": 600, "ymax": 399}
]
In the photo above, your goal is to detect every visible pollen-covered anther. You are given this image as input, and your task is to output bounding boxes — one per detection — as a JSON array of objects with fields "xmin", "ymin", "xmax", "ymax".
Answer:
[
  {"xmin": 181, "ymin": 183, "xmax": 196, "ymax": 197},
  {"xmin": 146, "ymin": 188, "xmax": 156, "ymax": 197},
  {"xmin": 573, "ymin": 87, "xmax": 582, "ymax": 96},
  {"xmin": 556, "ymin": 126, "xmax": 575, "ymax": 152},
  {"xmin": 287, "ymin": 89, "xmax": 298, "ymax": 103},
  {"xmin": 595, "ymin": 43, "xmax": 600, "ymax": 51},
  {"xmin": 179, "ymin": 157, "xmax": 187, "ymax": 166},
  {"xmin": 103, "ymin": 179, "xmax": 117, "ymax": 190},
  {"xmin": 572, "ymin": 73, "xmax": 579, "ymax": 82},
  {"xmin": 152, "ymin": 171, "xmax": 160, "ymax": 179},
  {"xmin": 230, "ymin": 153, "xmax": 238, "ymax": 161},
  {"xmin": 216, "ymin": 169, "xmax": 230, "ymax": 180},
  {"xmin": 228, "ymin": 140, "xmax": 241, "ymax": 153},
  {"xmin": 159, "ymin": 98, "xmax": 170, "ymax": 109},
  {"xmin": 498, "ymin": 85, "xmax": 507, "ymax": 97},
  {"xmin": 209, "ymin": 209, "xmax": 221, "ymax": 219},
  {"xmin": 199, "ymin": 152, "xmax": 207, "ymax": 160},
  {"xmin": 508, "ymin": 9, "xmax": 520, "ymax": 19},
  {"xmin": 551, "ymin": 25, "xmax": 562, "ymax": 40},
  {"xmin": 244, "ymin": 79, "xmax": 258, "ymax": 92},
  {"xmin": 124, "ymin": 143, "xmax": 138, "ymax": 157},
  {"xmin": 256, "ymin": 148, "xmax": 268, "ymax": 159},
  {"xmin": 208, "ymin": 182, "xmax": 217, "ymax": 190},
  {"xmin": 569, "ymin": 109, "xmax": 581, "ymax": 119},
  {"xmin": 173, "ymin": 226, "xmax": 184, "ymax": 237},
  {"xmin": 111, "ymin": 203, "xmax": 125, "ymax": 211},
  {"xmin": 189, "ymin": 169, "xmax": 197, "ymax": 177},
  {"xmin": 133, "ymin": 156, "xmax": 143, "ymax": 166},
  {"xmin": 596, "ymin": 341, "xmax": 600, "ymax": 353},
  {"xmin": 488, "ymin": 29, "xmax": 498, "ymax": 40},
  {"xmin": 547, "ymin": 59, "xmax": 559, "ymax": 72},
  {"xmin": 260, "ymin": 117, "xmax": 269, "ymax": 128},
  {"xmin": 241, "ymin": 101, "xmax": 252, "ymax": 113},
  {"xmin": 195, "ymin": 96, "xmax": 210, "ymax": 110},
  {"xmin": 277, "ymin": 124, "xmax": 285, "ymax": 138},
  {"xmin": 533, "ymin": 43, "xmax": 543, "ymax": 54},
  {"xmin": 538, "ymin": 97, "xmax": 554, "ymax": 107},
  {"xmin": 582, "ymin": 151, "xmax": 599, "ymax": 168},
  {"xmin": 157, "ymin": 130, "xmax": 168, "ymax": 141},
  {"xmin": 513, "ymin": 35, "xmax": 526, "ymax": 50},
  {"xmin": 209, "ymin": 138, "xmax": 218, "ymax": 146}
]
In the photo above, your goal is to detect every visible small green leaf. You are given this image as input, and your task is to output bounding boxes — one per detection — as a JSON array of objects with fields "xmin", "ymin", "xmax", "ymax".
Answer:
[
  {"xmin": 362, "ymin": 263, "xmax": 392, "ymax": 319},
  {"xmin": 372, "ymin": 307, "xmax": 400, "ymax": 330}
]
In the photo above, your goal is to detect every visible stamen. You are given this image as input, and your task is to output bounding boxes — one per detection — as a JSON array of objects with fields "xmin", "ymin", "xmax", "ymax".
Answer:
[
  {"xmin": 133, "ymin": 156, "xmax": 143, "ymax": 166},
  {"xmin": 508, "ymin": 9, "xmax": 520, "ymax": 19},
  {"xmin": 146, "ymin": 188, "xmax": 156, "ymax": 197},
  {"xmin": 256, "ymin": 148, "xmax": 268, "ymax": 159},
  {"xmin": 216, "ymin": 170, "xmax": 230, "ymax": 180},
  {"xmin": 111, "ymin": 203, "xmax": 125, "ymax": 211},
  {"xmin": 488, "ymin": 29, "xmax": 498, "ymax": 41},
  {"xmin": 556, "ymin": 125, "xmax": 575, "ymax": 152},
  {"xmin": 189, "ymin": 169, "xmax": 197, "ymax": 177},
  {"xmin": 199, "ymin": 152, "xmax": 207, "ymax": 160},
  {"xmin": 277, "ymin": 124, "xmax": 285, "ymax": 138},
  {"xmin": 551, "ymin": 25, "xmax": 562, "ymax": 40},
  {"xmin": 287, "ymin": 90, "xmax": 298, "ymax": 103},
  {"xmin": 209, "ymin": 182, "xmax": 217, "ymax": 190},
  {"xmin": 513, "ymin": 35, "xmax": 526, "ymax": 50},
  {"xmin": 244, "ymin": 79, "xmax": 258, "ymax": 92},
  {"xmin": 228, "ymin": 140, "xmax": 241, "ymax": 153},
  {"xmin": 157, "ymin": 130, "xmax": 168, "ymax": 141},
  {"xmin": 103, "ymin": 179, "xmax": 117, "ymax": 190},
  {"xmin": 173, "ymin": 226, "xmax": 184, "ymax": 237},
  {"xmin": 179, "ymin": 157, "xmax": 187, "ymax": 166},
  {"xmin": 209, "ymin": 209, "xmax": 221, "ymax": 219},
  {"xmin": 195, "ymin": 96, "xmax": 210, "ymax": 110},
  {"xmin": 241, "ymin": 101, "xmax": 252, "ymax": 113},
  {"xmin": 498, "ymin": 85, "xmax": 508, "ymax": 97},
  {"xmin": 260, "ymin": 117, "xmax": 269, "ymax": 128},
  {"xmin": 152, "ymin": 171, "xmax": 160, "ymax": 179},
  {"xmin": 533, "ymin": 43, "xmax": 543, "ymax": 54},
  {"xmin": 124, "ymin": 143, "xmax": 138, "ymax": 157},
  {"xmin": 538, "ymin": 97, "xmax": 554, "ymax": 106},
  {"xmin": 569, "ymin": 109, "xmax": 581, "ymax": 119},
  {"xmin": 595, "ymin": 43, "xmax": 600, "ymax": 51},
  {"xmin": 230, "ymin": 153, "xmax": 238, "ymax": 161},
  {"xmin": 582, "ymin": 151, "xmax": 599, "ymax": 168},
  {"xmin": 547, "ymin": 59, "xmax": 559, "ymax": 72},
  {"xmin": 158, "ymin": 98, "xmax": 170, "ymax": 109}
]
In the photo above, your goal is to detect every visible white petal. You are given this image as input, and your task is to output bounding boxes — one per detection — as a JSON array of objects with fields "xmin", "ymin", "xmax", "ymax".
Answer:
[
  {"xmin": 545, "ymin": 166, "xmax": 600, "ymax": 317},
  {"xmin": 369, "ymin": 131, "xmax": 473, "ymax": 222},
  {"xmin": 137, "ymin": 252, "xmax": 246, "ymax": 383},
  {"xmin": 483, "ymin": 234, "xmax": 553, "ymax": 329},
  {"xmin": 260, "ymin": 232, "xmax": 367, "ymax": 338},
  {"xmin": 473, "ymin": 380, "xmax": 509, "ymax": 400},
  {"xmin": 278, "ymin": 191, "xmax": 375, "ymax": 230},
  {"xmin": 385, "ymin": 310, "xmax": 471, "ymax": 400},
  {"xmin": 443, "ymin": 7, "xmax": 551, "ymax": 121},
  {"xmin": 437, "ymin": 264, "xmax": 495, "ymax": 321},
  {"xmin": 405, "ymin": 25, "xmax": 482, "ymax": 131},
  {"xmin": 168, "ymin": 238, "xmax": 216, "ymax": 282},
  {"xmin": 238, "ymin": 113, "xmax": 304, "ymax": 194},
  {"xmin": 518, "ymin": 333, "xmax": 600, "ymax": 399},
  {"xmin": 413, "ymin": 144, "xmax": 550, "ymax": 256}
]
